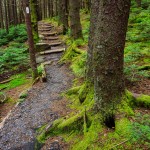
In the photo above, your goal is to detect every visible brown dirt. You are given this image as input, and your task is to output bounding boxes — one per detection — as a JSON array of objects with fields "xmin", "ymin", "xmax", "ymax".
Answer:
[
  {"xmin": 126, "ymin": 78, "xmax": 150, "ymax": 95},
  {"xmin": 0, "ymin": 83, "xmax": 31, "ymax": 123}
]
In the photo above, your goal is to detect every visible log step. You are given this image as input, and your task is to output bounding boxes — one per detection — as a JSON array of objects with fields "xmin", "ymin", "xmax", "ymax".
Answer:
[
  {"xmin": 48, "ymin": 42, "xmax": 62, "ymax": 46},
  {"xmin": 40, "ymin": 48, "xmax": 65, "ymax": 55},
  {"xmin": 41, "ymin": 32, "xmax": 57, "ymax": 36},
  {"xmin": 42, "ymin": 36, "xmax": 59, "ymax": 40},
  {"xmin": 38, "ymin": 28, "xmax": 52, "ymax": 32},
  {"xmin": 38, "ymin": 25, "xmax": 54, "ymax": 28}
]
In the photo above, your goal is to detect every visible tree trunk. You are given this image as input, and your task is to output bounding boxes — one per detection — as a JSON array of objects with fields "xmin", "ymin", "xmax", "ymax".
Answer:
[
  {"xmin": 23, "ymin": 0, "xmax": 38, "ymax": 79},
  {"xmin": 92, "ymin": 0, "xmax": 131, "ymax": 124},
  {"xmin": 69, "ymin": 0, "xmax": 83, "ymax": 39},
  {"xmin": 14, "ymin": 0, "xmax": 18, "ymax": 25},
  {"xmin": 135, "ymin": 0, "xmax": 141, "ymax": 7},
  {"xmin": 86, "ymin": 0, "xmax": 100, "ymax": 82},
  {"xmin": 0, "ymin": 0, "xmax": 4, "ymax": 29},
  {"xmin": 4, "ymin": 0, "xmax": 9, "ymax": 33},
  {"xmin": 30, "ymin": 0, "xmax": 39, "ymax": 42},
  {"xmin": 59, "ymin": 0, "xmax": 68, "ymax": 34}
]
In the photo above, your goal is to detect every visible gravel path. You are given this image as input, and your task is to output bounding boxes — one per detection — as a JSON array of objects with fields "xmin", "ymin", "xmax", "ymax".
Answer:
[{"xmin": 0, "ymin": 23, "xmax": 73, "ymax": 150}]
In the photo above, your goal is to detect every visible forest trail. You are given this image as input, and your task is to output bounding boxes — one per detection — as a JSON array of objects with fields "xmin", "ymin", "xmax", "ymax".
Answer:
[{"xmin": 0, "ymin": 22, "xmax": 73, "ymax": 150}]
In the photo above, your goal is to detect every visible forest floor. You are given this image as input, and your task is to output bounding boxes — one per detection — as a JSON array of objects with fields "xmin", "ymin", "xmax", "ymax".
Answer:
[
  {"xmin": 0, "ymin": 22, "xmax": 74, "ymax": 150},
  {"xmin": 0, "ymin": 6, "xmax": 150, "ymax": 149}
]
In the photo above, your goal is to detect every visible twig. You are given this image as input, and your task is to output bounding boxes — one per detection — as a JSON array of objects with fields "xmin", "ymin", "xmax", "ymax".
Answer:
[{"xmin": 110, "ymin": 139, "xmax": 129, "ymax": 149}]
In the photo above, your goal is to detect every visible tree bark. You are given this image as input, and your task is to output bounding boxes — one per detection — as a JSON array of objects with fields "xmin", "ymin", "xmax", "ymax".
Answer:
[
  {"xmin": 92, "ymin": 0, "xmax": 131, "ymax": 121},
  {"xmin": 23, "ymin": 0, "xmax": 38, "ymax": 79},
  {"xmin": 86, "ymin": 0, "xmax": 100, "ymax": 82},
  {"xmin": 69, "ymin": 0, "xmax": 83, "ymax": 39},
  {"xmin": 30, "ymin": 0, "xmax": 39, "ymax": 42},
  {"xmin": 59, "ymin": 0, "xmax": 69, "ymax": 34},
  {"xmin": 0, "ymin": 0, "xmax": 4, "ymax": 29},
  {"xmin": 4, "ymin": 0, "xmax": 9, "ymax": 33}
]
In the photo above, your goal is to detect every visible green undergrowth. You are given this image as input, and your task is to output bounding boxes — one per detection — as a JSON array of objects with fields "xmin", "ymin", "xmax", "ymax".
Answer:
[
  {"xmin": 0, "ymin": 24, "xmax": 27, "ymax": 46},
  {"xmin": 124, "ymin": 0, "xmax": 150, "ymax": 81},
  {"xmin": 0, "ymin": 72, "xmax": 31, "ymax": 91},
  {"xmin": 0, "ymin": 42, "xmax": 29, "ymax": 74}
]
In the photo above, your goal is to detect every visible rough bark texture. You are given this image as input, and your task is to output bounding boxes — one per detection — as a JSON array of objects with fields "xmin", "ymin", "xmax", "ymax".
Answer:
[
  {"xmin": 69, "ymin": 0, "xmax": 83, "ymax": 39},
  {"xmin": 30, "ymin": 0, "xmax": 39, "ymax": 42},
  {"xmin": 86, "ymin": 0, "xmax": 100, "ymax": 82},
  {"xmin": 24, "ymin": 0, "xmax": 38, "ymax": 79},
  {"xmin": 92, "ymin": 0, "xmax": 131, "ymax": 118}
]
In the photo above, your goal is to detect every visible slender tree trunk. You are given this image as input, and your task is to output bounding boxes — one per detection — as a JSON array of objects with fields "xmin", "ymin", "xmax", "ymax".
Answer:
[
  {"xmin": 23, "ymin": 0, "xmax": 38, "ymax": 79},
  {"xmin": 69, "ymin": 0, "xmax": 83, "ymax": 39},
  {"xmin": 30, "ymin": 0, "xmax": 39, "ymax": 42},
  {"xmin": 0, "ymin": 0, "xmax": 4, "ymax": 29},
  {"xmin": 38, "ymin": 0, "xmax": 42, "ymax": 20},
  {"xmin": 135, "ymin": 0, "xmax": 141, "ymax": 7},
  {"xmin": 14, "ymin": 0, "xmax": 18, "ymax": 25},
  {"xmin": 91, "ymin": 0, "xmax": 131, "ymax": 124},
  {"xmin": 4, "ymin": 0, "xmax": 9, "ymax": 33}
]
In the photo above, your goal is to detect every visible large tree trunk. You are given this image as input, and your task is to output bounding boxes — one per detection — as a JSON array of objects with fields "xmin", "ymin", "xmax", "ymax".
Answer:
[
  {"xmin": 69, "ymin": 0, "xmax": 83, "ymax": 39},
  {"xmin": 23, "ymin": 0, "xmax": 38, "ymax": 79},
  {"xmin": 91, "ymin": 0, "xmax": 131, "ymax": 124},
  {"xmin": 30, "ymin": 0, "xmax": 39, "ymax": 42}
]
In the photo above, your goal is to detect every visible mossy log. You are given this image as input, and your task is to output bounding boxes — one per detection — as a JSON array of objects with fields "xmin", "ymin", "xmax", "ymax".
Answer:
[{"xmin": 133, "ymin": 93, "xmax": 150, "ymax": 108}]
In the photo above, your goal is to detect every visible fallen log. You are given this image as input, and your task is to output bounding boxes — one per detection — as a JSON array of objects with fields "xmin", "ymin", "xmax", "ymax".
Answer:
[
  {"xmin": 0, "ymin": 78, "xmax": 13, "ymax": 84},
  {"xmin": 40, "ymin": 48, "xmax": 65, "ymax": 55}
]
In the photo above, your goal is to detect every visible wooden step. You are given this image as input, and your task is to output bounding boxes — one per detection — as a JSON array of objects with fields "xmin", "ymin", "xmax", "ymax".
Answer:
[
  {"xmin": 40, "ymin": 48, "xmax": 65, "ymax": 55},
  {"xmin": 48, "ymin": 42, "xmax": 62, "ymax": 46},
  {"xmin": 38, "ymin": 25, "xmax": 54, "ymax": 28},
  {"xmin": 42, "ymin": 36, "xmax": 59, "ymax": 40},
  {"xmin": 41, "ymin": 32, "xmax": 57, "ymax": 36},
  {"xmin": 38, "ymin": 28, "xmax": 52, "ymax": 32}
]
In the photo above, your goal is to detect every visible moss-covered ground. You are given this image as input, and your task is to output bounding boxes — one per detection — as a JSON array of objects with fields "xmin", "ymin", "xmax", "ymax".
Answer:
[
  {"xmin": 0, "ymin": 24, "xmax": 32, "ymax": 121},
  {"xmin": 35, "ymin": 1, "xmax": 150, "ymax": 150}
]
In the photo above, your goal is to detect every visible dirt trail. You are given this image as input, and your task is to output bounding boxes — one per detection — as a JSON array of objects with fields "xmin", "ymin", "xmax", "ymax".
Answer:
[{"xmin": 0, "ymin": 22, "xmax": 73, "ymax": 150}]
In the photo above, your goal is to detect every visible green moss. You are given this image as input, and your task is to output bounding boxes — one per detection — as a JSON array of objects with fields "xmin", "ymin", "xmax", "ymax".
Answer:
[
  {"xmin": 0, "ymin": 72, "xmax": 31, "ymax": 90},
  {"xmin": 118, "ymin": 91, "xmax": 135, "ymax": 116},
  {"xmin": 136, "ymin": 94, "xmax": 150, "ymax": 108},
  {"xmin": 61, "ymin": 45, "xmax": 83, "ymax": 62},
  {"xmin": 66, "ymin": 86, "xmax": 81, "ymax": 95},
  {"xmin": 72, "ymin": 116, "xmax": 102, "ymax": 150},
  {"xmin": 71, "ymin": 52, "xmax": 87, "ymax": 77}
]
